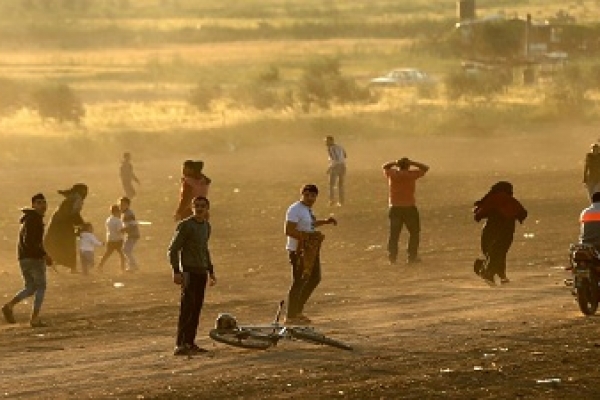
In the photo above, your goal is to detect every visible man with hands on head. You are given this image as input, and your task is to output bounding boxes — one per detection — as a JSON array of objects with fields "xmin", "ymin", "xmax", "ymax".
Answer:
[
  {"xmin": 167, "ymin": 196, "xmax": 217, "ymax": 356},
  {"xmin": 383, "ymin": 157, "xmax": 429, "ymax": 265}
]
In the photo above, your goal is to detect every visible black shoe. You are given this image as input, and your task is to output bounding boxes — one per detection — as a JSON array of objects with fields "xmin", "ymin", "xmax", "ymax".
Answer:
[
  {"xmin": 2, "ymin": 304, "xmax": 16, "ymax": 324},
  {"xmin": 189, "ymin": 344, "xmax": 209, "ymax": 354},
  {"xmin": 473, "ymin": 258, "xmax": 485, "ymax": 276},
  {"xmin": 406, "ymin": 256, "xmax": 421, "ymax": 264},
  {"xmin": 173, "ymin": 345, "xmax": 191, "ymax": 356}
]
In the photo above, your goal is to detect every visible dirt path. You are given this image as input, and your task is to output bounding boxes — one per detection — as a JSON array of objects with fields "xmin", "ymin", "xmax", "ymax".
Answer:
[{"xmin": 1, "ymin": 130, "xmax": 599, "ymax": 399}]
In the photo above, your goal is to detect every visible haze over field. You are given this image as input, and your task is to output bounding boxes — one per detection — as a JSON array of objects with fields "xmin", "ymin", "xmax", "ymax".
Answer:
[{"xmin": 1, "ymin": 1, "xmax": 600, "ymax": 399}]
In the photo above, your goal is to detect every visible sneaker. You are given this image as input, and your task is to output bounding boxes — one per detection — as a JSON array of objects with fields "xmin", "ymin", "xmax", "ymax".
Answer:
[
  {"xmin": 500, "ymin": 278, "xmax": 510, "ymax": 284},
  {"xmin": 173, "ymin": 345, "xmax": 191, "ymax": 356},
  {"xmin": 388, "ymin": 254, "xmax": 397, "ymax": 265},
  {"xmin": 482, "ymin": 277, "xmax": 496, "ymax": 287},
  {"xmin": 30, "ymin": 319, "xmax": 48, "ymax": 328},
  {"xmin": 2, "ymin": 304, "xmax": 16, "ymax": 324},
  {"xmin": 473, "ymin": 259, "xmax": 485, "ymax": 276}
]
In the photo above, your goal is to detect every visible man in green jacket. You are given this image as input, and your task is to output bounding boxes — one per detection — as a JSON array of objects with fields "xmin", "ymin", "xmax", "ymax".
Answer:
[{"xmin": 167, "ymin": 196, "xmax": 217, "ymax": 356}]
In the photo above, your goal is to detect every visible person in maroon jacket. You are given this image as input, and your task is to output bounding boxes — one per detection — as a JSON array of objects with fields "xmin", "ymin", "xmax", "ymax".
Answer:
[
  {"xmin": 174, "ymin": 160, "xmax": 211, "ymax": 222},
  {"xmin": 473, "ymin": 181, "xmax": 528, "ymax": 286}
]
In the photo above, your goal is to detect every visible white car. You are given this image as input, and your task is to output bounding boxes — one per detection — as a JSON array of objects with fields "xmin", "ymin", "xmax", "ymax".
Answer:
[{"xmin": 370, "ymin": 68, "xmax": 435, "ymax": 87}]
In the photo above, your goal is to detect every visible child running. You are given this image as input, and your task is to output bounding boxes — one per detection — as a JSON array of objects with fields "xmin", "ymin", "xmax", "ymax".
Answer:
[
  {"xmin": 98, "ymin": 204, "xmax": 125, "ymax": 273},
  {"xmin": 79, "ymin": 222, "xmax": 103, "ymax": 275},
  {"xmin": 120, "ymin": 197, "xmax": 140, "ymax": 272}
]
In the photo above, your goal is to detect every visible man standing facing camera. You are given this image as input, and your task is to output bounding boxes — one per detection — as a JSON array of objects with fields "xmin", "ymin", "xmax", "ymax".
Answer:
[
  {"xmin": 168, "ymin": 196, "xmax": 217, "ymax": 356},
  {"xmin": 383, "ymin": 157, "xmax": 429, "ymax": 265},
  {"xmin": 284, "ymin": 184, "xmax": 337, "ymax": 324},
  {"xmin": 2, "ymin": 193, "xmax": 53, "ymax": 328}
]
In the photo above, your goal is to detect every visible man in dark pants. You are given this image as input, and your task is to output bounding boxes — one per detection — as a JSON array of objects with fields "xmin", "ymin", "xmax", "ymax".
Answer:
[
  {"xmin": 2, "ymin": 193, "xmax": 53, "ymax": 328},
  {"xmin": 167, "ymin": 196, "xmax": 217, "ymax": 356},
  {"xmin": 383, "ymin": 157, "xmax": 429, "ymax": 264},
  {"xmin": 284, "ymin": 184, "xmax": 337, "ymax": 324}
]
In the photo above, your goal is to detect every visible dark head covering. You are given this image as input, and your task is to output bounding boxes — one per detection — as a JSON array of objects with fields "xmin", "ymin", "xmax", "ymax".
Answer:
[
  {"xmin": 490, "ymin": 181, "xmax": 513, "ymax": 196},
  {"xmin": 58, "ymin": 183, "xmax": 88, "ymax": 199},
  {"xmin": 473, "ymin": 180, "xmax": 527, "ymax": 223}
]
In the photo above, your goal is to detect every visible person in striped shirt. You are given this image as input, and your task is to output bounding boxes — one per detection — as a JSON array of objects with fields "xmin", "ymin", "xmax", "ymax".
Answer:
[{"xmin": 325, "ymin": 136, "xmax": 347, "ymax": 206}]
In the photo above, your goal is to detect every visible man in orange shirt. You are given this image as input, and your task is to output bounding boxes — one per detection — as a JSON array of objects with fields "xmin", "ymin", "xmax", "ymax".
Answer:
[{"xmin": 383, "ymin": 157, "xmax": 429, "ymax": 264}]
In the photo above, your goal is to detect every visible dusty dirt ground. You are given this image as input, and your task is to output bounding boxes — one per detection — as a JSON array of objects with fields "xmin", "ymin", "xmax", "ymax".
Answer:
[{"xmin": 1, "ymin": 128, "xmax": 599, "ymax": 399}]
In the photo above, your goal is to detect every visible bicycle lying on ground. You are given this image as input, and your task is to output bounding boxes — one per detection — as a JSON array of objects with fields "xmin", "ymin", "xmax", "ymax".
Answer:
[{"xmin": 208, "ymin": 301, "xmax": 353, "ymax": 351}]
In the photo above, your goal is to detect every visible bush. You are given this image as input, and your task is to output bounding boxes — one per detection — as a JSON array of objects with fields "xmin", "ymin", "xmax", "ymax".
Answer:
[
  {"xmin": 189, "ymin": 83, "xmax": 221, "ymax": 112},
  {"xmin": 543, "ymin": 64, "xmax": 588, "ymax": 116},
  {"xmin": 32, "ymin": 83, "xmax": 85, "ymax": 123},
  {"xmin": 297, "ymin": 56, "xmax": 373, "ymax": 112},
  {"xmin": 445, "ymin": 69, "xmax": 510, "ymax": 102},
  {"xmin": 0, "ymin": 78, "xmax": 25, "ymax": 116},
  {"xmin": 256, "ymin": 65, "xmax": 280, "ymax": 84}
]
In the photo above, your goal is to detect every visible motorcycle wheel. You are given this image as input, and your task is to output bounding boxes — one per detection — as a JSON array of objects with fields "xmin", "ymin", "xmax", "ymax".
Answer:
[{"xmin": 577, "ymin": 278, "xmax": 599, "ymax": 316}]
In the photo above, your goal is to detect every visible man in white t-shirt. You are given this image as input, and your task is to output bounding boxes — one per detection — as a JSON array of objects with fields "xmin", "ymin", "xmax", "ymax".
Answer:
[{"xmin": 284, "ymin": 184, "xmax": 337, "ymax": 324}]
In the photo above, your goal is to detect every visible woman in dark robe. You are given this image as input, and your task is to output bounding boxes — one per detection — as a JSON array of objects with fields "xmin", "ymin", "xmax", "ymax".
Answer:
[
  {"xmin": 44, "ymin": 184, "xmax": 88, "ymax": 273},
  {"xmin": 473, "ymin": 181, "xmax": 528, "ymax": 286}
]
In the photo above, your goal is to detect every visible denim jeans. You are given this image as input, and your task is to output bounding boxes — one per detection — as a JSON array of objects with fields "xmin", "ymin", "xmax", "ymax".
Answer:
[
  {"xmin": 328, "ymin": 164, "xmax": 346, "ymax": 204},
  {"xmin": 15, "ymin": 258, "xmax": 47, "ymax": 313},
  {"xmin": 387, "ymin": 206, "xmax": 420, "ymax": 261},
  {"xmin": 123, "ymin": 237, "xmax": 139, "ymax": 269}
]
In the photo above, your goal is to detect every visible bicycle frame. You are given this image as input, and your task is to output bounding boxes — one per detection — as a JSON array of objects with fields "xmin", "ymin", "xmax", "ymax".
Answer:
[{"xmin": 208, "ymin": 300, "xmax": 353, "ymax": 351}]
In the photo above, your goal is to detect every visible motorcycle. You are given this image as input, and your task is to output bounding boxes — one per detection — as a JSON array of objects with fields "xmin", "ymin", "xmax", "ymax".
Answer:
[{"xmin": 568, "ymin": 243, "xmax": 600, "ymax": 315}]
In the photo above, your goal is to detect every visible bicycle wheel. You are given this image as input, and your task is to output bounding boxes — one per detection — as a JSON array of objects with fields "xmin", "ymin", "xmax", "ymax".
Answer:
[
  {"xmin": 290, "ymin": 327, "xmax": 353, "ymax": 351},
  {"xmin": 209, "ymin": 328, "xmax": 272, "ymax": 350}
]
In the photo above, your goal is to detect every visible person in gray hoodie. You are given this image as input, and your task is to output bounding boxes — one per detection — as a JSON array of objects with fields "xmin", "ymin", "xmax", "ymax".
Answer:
[
  {"xmin": 2, "ymin": 193, "xmax": 53, "ymax": 327},
  {"xmin": 168, "ymin": 196, "xmax": 217, "ymax": 356}
]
